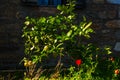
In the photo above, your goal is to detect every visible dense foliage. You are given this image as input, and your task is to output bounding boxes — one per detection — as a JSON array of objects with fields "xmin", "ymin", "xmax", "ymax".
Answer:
[{"xmin": 22, "ymin": 0, "xmax": 120, "ymax": 80}]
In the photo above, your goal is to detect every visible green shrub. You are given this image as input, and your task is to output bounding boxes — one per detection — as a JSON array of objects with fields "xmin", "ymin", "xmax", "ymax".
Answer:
[{"xmin": 22, "ymin": 0, "xmax": 120, "ymax": 80}]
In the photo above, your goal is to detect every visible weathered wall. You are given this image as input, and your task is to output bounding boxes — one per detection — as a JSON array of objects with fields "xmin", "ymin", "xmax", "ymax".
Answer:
[
  {"xmin": 0, "ymin": 0, "xmax": 120, "ymax": 69},
  {"xmin": 0, "ymin": 0, "xmax": 24, "ymax": 69},
  {"xmin": 85, "ymin": 0, "xmax": 120, "ymax": 55}
]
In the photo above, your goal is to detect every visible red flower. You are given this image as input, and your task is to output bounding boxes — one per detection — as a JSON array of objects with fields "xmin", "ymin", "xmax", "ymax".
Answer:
[
  {"xmin": 110, "ymin": 57, "xmax": 114, "ymax": 62},
  {"xmin": 115, "ymin": 69, "xmax": 119, "ymax": 75},
  {"xmin": 75, "ymin": 59, "xmax": 82, "ymax": 66}
]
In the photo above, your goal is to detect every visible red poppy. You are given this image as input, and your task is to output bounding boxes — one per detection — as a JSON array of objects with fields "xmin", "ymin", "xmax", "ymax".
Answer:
[{"xmin": 75, "ymin": 59, "xmax": 82, "ymax": 66}]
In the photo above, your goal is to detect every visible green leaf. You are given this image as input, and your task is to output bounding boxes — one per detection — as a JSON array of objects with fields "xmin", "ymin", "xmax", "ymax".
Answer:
[
  {"xmin": 65, "ymin": 37, "xmax": 69, "ymax": 40},
  {"xmin": 67, "ymin": 30, "xmax": 72, "ymax": 37},
  {"xmin": 71, "ymin": 25, "xmax": 77, "ymax": 31},
  {"xmin": 56, "ymin": 43, "xmax": 63, "ymax": 48},
  {"xmin": 34, "ymin": 36, "xmax": 38, "ymax": 43},
  {"xmin": 57, "ymin": 5, "xmax": 62, "ymax": 11},
  {"xmin": 39, "ymin": 17, "xmax": 46, "ymax": 23},
  {"xmin": 82, "ymin": 22, "xmax": 92, "ymax": 32},
  {"xmin": 83, "ymin": 16, "xmax": 86, "ymax": 21},
  {"xmin": 108, "ymin": 51, "xmax": 112, "ymax": 54}
]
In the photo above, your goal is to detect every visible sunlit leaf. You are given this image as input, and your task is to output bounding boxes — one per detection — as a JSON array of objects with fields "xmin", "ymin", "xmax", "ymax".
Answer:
[{"xmin": 67, "ymin": 30, "xmax": 72, "ymax": 37}]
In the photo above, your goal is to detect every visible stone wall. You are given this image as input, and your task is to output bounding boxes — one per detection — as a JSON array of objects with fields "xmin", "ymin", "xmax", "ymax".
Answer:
[
  {"xmin": 85, "ymin": 0, "xmax": 120, "ymax": 55},
  {"xmin": 0, "ymin": 0, "xmax": 120, "ymax": 69},
  {"xmin": 0, "ymin": 0, "xmax": 24, "ymax": 69}
]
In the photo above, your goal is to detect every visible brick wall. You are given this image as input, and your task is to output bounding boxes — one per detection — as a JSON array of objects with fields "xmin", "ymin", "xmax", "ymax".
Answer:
[{"xmin": 0, "ymin": 0, "xmax": 120, "ymax": 69}]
